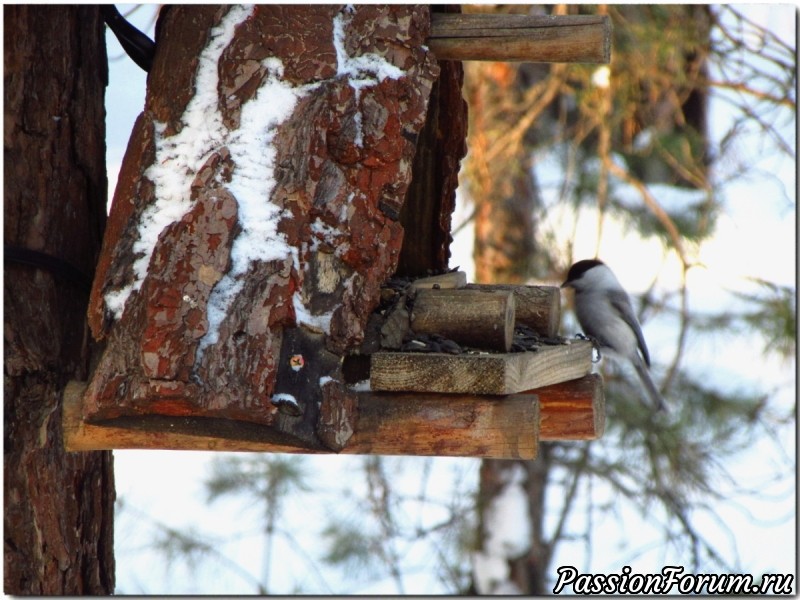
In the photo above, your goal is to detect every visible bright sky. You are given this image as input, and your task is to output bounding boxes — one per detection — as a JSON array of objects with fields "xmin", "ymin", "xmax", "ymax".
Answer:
[{"xmin": 106, "ymin": 5, "xmax": 795, "ymax": 594}]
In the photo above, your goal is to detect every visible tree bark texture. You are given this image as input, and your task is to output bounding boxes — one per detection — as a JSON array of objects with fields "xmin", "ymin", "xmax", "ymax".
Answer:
[
  {"xmin": 4, "ymin": 5, "xmax": 114, "ymax": 594},
  {"xmin": 466, "ymin": 59, "xmax": 539, "ymax": 285},
  {"xmin": 83, "ymin": 6, "xmax": 441, "ymax": 450},
  {"xmin": 397, "ymin": 6, "xmax": 467, "ymax": 277}
]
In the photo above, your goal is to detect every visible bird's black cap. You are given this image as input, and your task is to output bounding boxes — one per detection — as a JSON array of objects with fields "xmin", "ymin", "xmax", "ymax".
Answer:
[{"xmin": 561, "ymin": 259, "xmax": 605, "ymax": 287}]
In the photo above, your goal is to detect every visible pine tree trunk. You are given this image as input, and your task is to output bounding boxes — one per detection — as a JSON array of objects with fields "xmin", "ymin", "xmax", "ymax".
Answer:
[
  {"xmin": 4, "ymin": 6, "xmax": 115, "ymax": 593},
  {"xmin": 467, "ymin": 61, "xmax": 538, "ymax": 286},
  {"xmin": 466, "ymin": 58, "xmax": 548, "ymax": 595}
]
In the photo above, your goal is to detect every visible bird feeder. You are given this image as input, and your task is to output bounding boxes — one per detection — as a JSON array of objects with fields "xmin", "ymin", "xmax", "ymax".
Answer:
[{"xmin": 64, "ymin": 5, "xmax": 610, "ymax": 460}]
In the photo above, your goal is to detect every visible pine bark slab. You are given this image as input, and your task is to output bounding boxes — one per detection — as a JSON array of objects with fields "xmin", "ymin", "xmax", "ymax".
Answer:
[{"xmin": 82, "ymin": 6, "xmax": 440, "ymax": 451}]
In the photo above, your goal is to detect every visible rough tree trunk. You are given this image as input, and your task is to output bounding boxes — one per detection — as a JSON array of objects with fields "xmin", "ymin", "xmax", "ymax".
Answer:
[{"xmin": 4, "ymin": 6, "xmax": 115, "ymax": 594}]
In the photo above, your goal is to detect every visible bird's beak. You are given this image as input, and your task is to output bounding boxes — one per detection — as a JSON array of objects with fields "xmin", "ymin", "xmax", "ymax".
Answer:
[{"xmin": 560, "ymin": 281, "xmax": 570, "ymax": 289}]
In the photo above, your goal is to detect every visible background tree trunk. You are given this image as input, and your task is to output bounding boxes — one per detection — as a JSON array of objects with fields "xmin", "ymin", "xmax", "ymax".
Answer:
[
  {"xmin": 4, "ymin": 6, "xmax": 115, "ymax": 594},
  {"xmin": 465, "ymin": 56, "xmax": 548, "ymax": 597},
  {"xmin": 466, "ymin": 59, "xmax": 539, "ymax": 286}
]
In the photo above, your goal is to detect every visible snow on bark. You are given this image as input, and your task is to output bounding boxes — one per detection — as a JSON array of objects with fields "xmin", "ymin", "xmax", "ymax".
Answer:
[
  {"xmin": 105, "ymin": 6, "xmax": 255, "ymax": 318},
  {"xmin": 84, "ymin": 5, "xmax": 438, "ymax": 447}
]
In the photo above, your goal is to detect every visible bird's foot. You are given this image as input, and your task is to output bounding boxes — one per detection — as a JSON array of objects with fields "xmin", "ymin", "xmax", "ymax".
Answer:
[{"xmin": 575, "ymin": 333, "xmax": 602, "ymax": 363}]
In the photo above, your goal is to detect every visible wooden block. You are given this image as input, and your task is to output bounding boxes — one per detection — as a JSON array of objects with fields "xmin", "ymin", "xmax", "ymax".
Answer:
[
  {"xmin": 466, "ymin": 283, "xmax": 560, "ymax": 337},
  {"xmin": 428, "ymin": 13, "xmax": 612, "ymax": 64},
  {"xmin": 534, "ymin": 374, "xmax": 605, "ymax": 441},
  {"xmin": 371, "ymin": 340, "xmax": 592, "ymax": 395},
  {"xmin": 411, "ymin": 288, "xmax": 516, "ymax": 351}
]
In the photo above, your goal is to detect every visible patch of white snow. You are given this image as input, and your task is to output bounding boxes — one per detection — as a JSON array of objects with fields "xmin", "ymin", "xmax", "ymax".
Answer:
[
  {"xmin": 271, "ymin": 393, "xmax": 298, "ymax": 407},
  {"xmin": 472, "ymin": 464, "xmax": 532, "ymax": 594}
]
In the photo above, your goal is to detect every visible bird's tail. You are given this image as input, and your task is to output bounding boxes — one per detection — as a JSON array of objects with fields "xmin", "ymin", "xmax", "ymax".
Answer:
[{"xmin": 632, "ymin": 356, "xmax": 667, "ymax": 412}]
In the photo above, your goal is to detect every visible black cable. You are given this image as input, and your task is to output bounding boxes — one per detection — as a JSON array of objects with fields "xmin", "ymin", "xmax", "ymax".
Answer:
[
  {"xmin": 101, "ymin": 5, "xmax": 155, "ymax": 73},
  {"xmin": 4, "ymin": 245, "xmax": 93, "ymax": 293}
]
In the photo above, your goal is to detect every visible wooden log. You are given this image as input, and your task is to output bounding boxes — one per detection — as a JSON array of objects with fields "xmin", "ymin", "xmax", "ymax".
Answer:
[
  {"xmin": 344, "ymin": 391, "xmax": 538, "ymax": 459},
  {"xmin": 371, "ymin": 340, "xmax": 592, "ymax": 395},
  {"xmin": 411, "ymin": 288, "xmax": 516, "ymax": 351},
  {"xmin": 535, "ymin": 374, "xmax": 605, "ymax": 441},
  {"xmin": 409, "ymin": 270, "xmax": 467, "ymax": 290},
  {"xmin": 466, "ymin": 284, "xmax": 560, "ymax": 337},
  {"xmin": 83, "ymin": 5, "xmax": 439, "ymax": 432},
  {"xmin": 427, "ymin": 14, "xmax": 612, "ymax": 64}
]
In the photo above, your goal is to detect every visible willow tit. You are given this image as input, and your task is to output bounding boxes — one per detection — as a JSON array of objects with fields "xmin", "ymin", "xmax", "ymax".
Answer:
[{"xmin": 561, "ymin": 259, "xmax": 666, "ymax": 412}]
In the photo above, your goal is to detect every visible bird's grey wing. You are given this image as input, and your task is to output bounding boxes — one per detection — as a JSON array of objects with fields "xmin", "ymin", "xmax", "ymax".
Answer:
[{"xmin": 609, "ymin": 289, "xmax": 650, "ymax": 366}]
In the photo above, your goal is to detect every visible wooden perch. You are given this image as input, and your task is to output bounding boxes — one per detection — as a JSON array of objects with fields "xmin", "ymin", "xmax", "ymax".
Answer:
[
  {"xmin": 380, "ymin": 281, "xmax": 559, "ymax": 351},
  {"xmin": 427, "ymin": 13, "xmax": 612, "ymax": 64},
  {"xmin": 371, "ymin": 340, "xmax": 592, "ymax": 395},
  {"xmin": 63, "ymin": 375, "xmax": 604, "ymax": 459},
  {"xmin": 411, "ymin": 288, "xmax": 516, "ymax": 352}
]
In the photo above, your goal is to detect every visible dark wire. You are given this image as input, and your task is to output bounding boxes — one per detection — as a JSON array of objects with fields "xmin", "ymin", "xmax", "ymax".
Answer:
[
  {"xmin": 4, "ymin": 245, "xmax": 93, "ymax": 293},
  {"xmin": 101, "ymin": 4, "xmax": 155, "ymax": 73}
]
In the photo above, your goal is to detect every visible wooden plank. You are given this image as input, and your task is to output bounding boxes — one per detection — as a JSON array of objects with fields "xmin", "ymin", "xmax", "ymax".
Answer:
[
  {"xmin": 432, "ymin": 13, "xmax": 609, "ymax": 35},
  {"xmin": 411, "ymin": 288, "xmax": 516, "ymax": 351},
  {"xmin": 63, "ymin": 381, "xmax": 538, "ymax": 459},
  {"xmin": 535, "ymin": 374, "xmax": 605, "ymax": 441},
  {"xmin": 465, "ymin": 283, "xmax": 560, "ymax": 337},
  {"xmin": 64, "ymin": 376, "xmax": 605, "ymax": 456},
  {"xmin": 62, "ymin": 381, "xmax": 313, "ymax": 454},
  {"xmin": 370, "ymin": 340, "xmax": 592, "ymax": 395},
  {"xmin": 428, "ymin": 14, "xmax": 612, "ymax": 64}
]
